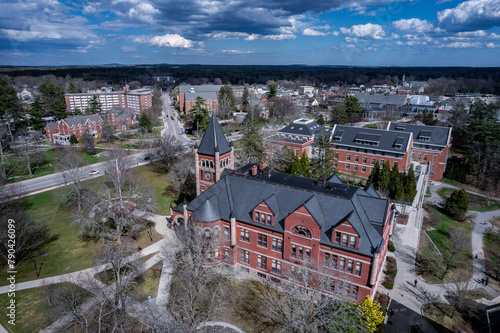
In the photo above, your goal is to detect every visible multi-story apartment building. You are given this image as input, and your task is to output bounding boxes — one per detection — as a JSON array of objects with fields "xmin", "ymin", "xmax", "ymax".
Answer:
[
  {"xmin": 178, "ymin": 85, "xmax": 222, "ymax": 114},
  {"xmin": 151, "ymin": 75, "xmax": 174, "ymax": 85},
  {"xmin": 45, "ymin": 114, "xmax": 103, "ymax": 145},
  {"xmin": 330, "ymin": 125, "xmax": 413, "ymax": 179},
  {"xmin": 172, "ymin": 116, "xmax": 396, "ymax": 303},
  {"xmin": 388, "ymin": 122, "xmax": 452, "ymax": 181},
  {"xmin": 65, "ymin": 85, "xmax": 152, "ymax": 114},
  {"xmin": 264, "ymin": 118, "xmax": 330, "ymax": 158}
]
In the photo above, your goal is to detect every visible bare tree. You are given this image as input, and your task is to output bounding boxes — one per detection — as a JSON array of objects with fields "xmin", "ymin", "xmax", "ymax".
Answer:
[
  {"xmin": 440, "ymin": 228, "xmax": 470, "ymax": 280},
  {"xmin": 13, "ymin": 131, "xmax": 44, "ymax": 177},
  {"xmin": 165, "ymin": 222, "xmax": 233, "ymax": 330},
  {"xmin": 267, "ymin": 146, "xmax": 293, "ymax": 173},
  {"xmin": 154, "ymin": 135, "xmax": 184, "ymax": 171},
  {"xmin": 167, "ymin": 151, "xmax": 196, "ymax": 199},
  {"xmin": 56, "ymin": 150, "xmax": 88, "ymax": 211}
]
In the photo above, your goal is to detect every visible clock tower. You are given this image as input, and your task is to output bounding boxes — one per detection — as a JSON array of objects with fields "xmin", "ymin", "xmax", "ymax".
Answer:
[{"xmin": 195, "ymin": 115, "xmax": 234, "ymax": 196}]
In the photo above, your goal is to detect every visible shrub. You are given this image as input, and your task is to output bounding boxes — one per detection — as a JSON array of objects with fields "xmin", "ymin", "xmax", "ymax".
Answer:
[
  {"xmin": 388, "ymin": 241, "xmax": 396, "ymax": 252},
  {"xmin": 381, "ymin": 282, "xmax": 394, "ymax": 289}
]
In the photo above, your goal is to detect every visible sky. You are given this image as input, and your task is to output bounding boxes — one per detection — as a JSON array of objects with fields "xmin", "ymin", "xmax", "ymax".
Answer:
[{"xmin": 1, "ymin": 0, "xmax": 500, "ymax": 67}]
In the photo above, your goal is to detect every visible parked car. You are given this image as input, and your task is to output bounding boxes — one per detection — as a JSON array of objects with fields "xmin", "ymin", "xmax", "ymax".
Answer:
[
  {"xmin": 89, "ymin": 170, "xmax": 99, "ymax": 175},
  {"xmin": 144, "ymin": 156, "xmax": 151, "ymax": 161}
]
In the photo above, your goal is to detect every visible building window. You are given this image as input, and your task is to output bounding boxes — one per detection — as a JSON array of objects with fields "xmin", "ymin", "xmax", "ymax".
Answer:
[
  {"xmin": 205, "ymin": 229, "xmax": 211, "ymax": 239},
  {"xmin": 355, "ymin": 262, "xmax": 362, "ymax": 276},
  {"xmin": 224, "ymin": 226, "xmax": 229, "ymax": 240},
  {"xmin": 272, "ymin": 238, "xmax": 283, "ymax": 252},
  {"xmin": 224, "ymin": 248, "xmax": 230, "ymax": 262},
  {"xmin": 423, "ymin": 154, "xmax": 427, "ymax": 161},
  {"xmin": 293, "ymin": 225, "xmax": 311, "ymax": 238},
  {"xmin": 292, "ymin": 245, "xmax": 297, "ymax": 258},
  {"xmin": 324, "ymin": 253, "xmax": 330, "ymax": 266},
  {"xmin": 215, "ymin": 249, "xmax": 219, "ymax": 261},
  {"xmin": 257, "ymin": 255, "xmax": 267, "ymax": 270},
  {"xmin": 240, "ymin": 228, "xmax": 249, "ymax": 242},
  {"xmin": 334, "ymin": 161, "xmax": 338, "ymax": 168},
  {"xmin": 417, "ymin": 153, "xmax": 421, "ymax": 160},
  {"xmin": 258, "ymin": 234, "xmax": 267, "ymax": 247},
  {"xmin": 394, "ymin": 161, "xmax": 398, "ymax": 168},
  {"xmin": 295, "ymin": 149, "xmax": 299, "ymax": 155},
  {"xmin": 330, "ymin": 279, "xmax": 336, "ymax": 293},
  {"xmin": 298, "ymin": 246, "xmax": 304, "ymax": 260},
  {"xmin": 340, "ymin": 257, "xmax": 345, "ymax": 270},
  {"xmin": 350, "ymin": 235, "xmax": 356, "ymax": 248},
  {"xmin": 240, "ymin": 250, "xmax": 249, "ymax": 264},
  {"xmin": 335, "ymin": 232, "xmax": 341, "ymax": 244},
  {"xmin": 346, "ymin": 154, "xmax": 351, "ymax": 161},
  {"xmin": 346, "ymin": 163, "xmax": 350, "ymax": 170},
  {"xmin": 371, "ymin": 158, "xmax": 375, "ymax": 165},
  {"xmin": 342, "ymin": 233, "xmax": 348, "ymax": 246},
  {"xmin": 213, "ymin": 228, "xmax": 219, "ymax": 239},
  {"xmin": 380, "ymin": 159, "xmax": 384, "ymax": 166},
  {"xmin": 433, "ymin": 155, "xmax": 436, "ymax": 162},
  {"xmin": 362, "ymin": 156, "xmax": 367, "ymax": 164},
  {"xmin": 337, "ymin": 280, "xmax": 343, "ymax": 295},
  {"xmin": 267, "ymin": 214, "xmax": 272, "ymax": 225},
  {"xmin": 352, "ymin": 286, "xmax": 359, "ymax": 300},
  {"xmin": 272, "ymin": 260, "xmax": 282, "ymax": 274},
  {"xmin": 362, "ymin": 166, "xmax": 366, "ymax": 173},
  {"xmin": 344, "ymin": 283, "xmax": 351, "ymax": 297},
  {"xmin": 348, "ymin": 260, "xmax": 354, "ymax": 274},
  {"xmin": 255, "ymin": 211, "xmax": 259, "ymax": 222},
  {"xmin": 332, "ymin": 255, "xmax": 338, "ymax": 269},
  {"xmin": 306, "ymin": 249, "xmax": 311, "ymax": 262},
  {"xmin": 411, "ymin": 152, "xmax": 415, "ymax": 159},
  {"xmin": 354, "ymin": 155, "xmax": 359, "ymax": 162},
  {"xmin": 353, "ymin": 165, "xmax": 358, "ymax": 171}
]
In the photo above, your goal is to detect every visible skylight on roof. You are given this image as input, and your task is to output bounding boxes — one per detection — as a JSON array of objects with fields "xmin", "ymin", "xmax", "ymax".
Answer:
[{"xmin": 355, "ymin": 133, "xmax": 381, "ymax": 146}]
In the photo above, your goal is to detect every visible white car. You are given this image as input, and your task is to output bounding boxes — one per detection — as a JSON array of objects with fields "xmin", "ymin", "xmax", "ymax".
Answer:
[{"xmin": 89, "ymin": 170, "xmax": 99, "ymax": 175}]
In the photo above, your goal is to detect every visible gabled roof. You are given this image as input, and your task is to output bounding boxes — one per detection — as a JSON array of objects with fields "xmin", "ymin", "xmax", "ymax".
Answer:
[
  {"xmin": 175, "ymin": 165, "xmax": 391, "ymax": 257},
  {"xmin": 278, "ymin": 118, "xmax": 327, "ymax": 137},
  {"xmin": 331, "ymin": 125, "xmax": 412, "ymax": 154},
  {"xmin": 46, "ymin": 122, "xmax": 58, "ymax": 130},
  {"xmin": 388, "ymin": 122, "xmax": 451, "ymax": 147},
  {"xmin": 197, "ymin": 115, "xmax": 232, "ymax": 156},
  {"xmin": 63, "ymin": 114, "xmax": 103, "ymax": 128}
]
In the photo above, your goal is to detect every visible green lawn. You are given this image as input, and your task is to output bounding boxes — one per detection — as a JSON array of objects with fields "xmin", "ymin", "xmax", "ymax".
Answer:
[
  {"xmin": 0, "ymin": 191, "xmax": 99, "ymax": 285},
  {"xmin": 363, "ymin": 123, "xmax": 378, "ymax": 129},
  {"xmin": 425, "ymin": 208, "xmax": 472, "ymax": 254},
  {"xmin": 7, "ymin": 148, "xmax": 102, "ymax": 183},
  {"xmin": 134, "ymin": 163, "xmax": 180, "ymax": 215},
  {"xmin": 0, "ymin": 283, "xmax": 90, "ymax": 333},
  {"xmin": 437, "ymin": 187, "xmax": 500, "ymax": 212}
]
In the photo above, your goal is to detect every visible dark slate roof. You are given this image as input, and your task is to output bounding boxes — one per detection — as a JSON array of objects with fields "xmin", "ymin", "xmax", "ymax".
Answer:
[
  {"xmin": 197, "ymin": 115, "xmax": 232, "ymax": 156},
  {"xmin": 278, "ymin": 119, "xmax": 327, "ymax": 137},
  {"xmin": 327, "ymin": 174, "xmax": 343, "ymax": 184},
  {"xmin": 388, "ymin": 122, "xmax": 451, "ymax": 148},
  {"xmin": 174, "ymin": 165, "xmax": 391, "ymax": 257},
  {"xmin": 331, "ymin": 125, "xmax": 412, "ymax": 154},
  {"xmin": 354, "ymin": 92, "xmax": 407, "ymax": 106},
  {"xmin": 46, "ymin": 122, "xmax": 58, "ymax": 130},
  {"xmin": 63, "ymin": 114, "xmax": 103, "ymax": 127}
]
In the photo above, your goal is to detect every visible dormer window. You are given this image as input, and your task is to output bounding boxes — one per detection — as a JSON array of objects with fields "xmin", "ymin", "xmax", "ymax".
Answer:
[
  {"xmin": 293, "ymin": 225, "xmax": 311, "ymax": 238},
  {"xmin": 254, "ymin": 210, "xmax": 273, "ymax": 226}
]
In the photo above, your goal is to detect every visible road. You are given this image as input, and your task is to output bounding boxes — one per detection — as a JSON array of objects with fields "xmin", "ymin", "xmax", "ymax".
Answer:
[
  {"xmin": 0, "ymin": 151, "xmax": 149, "ymax": 197},
  {"xmin": 161, "ymin": 92, "xmax": 190, "ymax": 145}
]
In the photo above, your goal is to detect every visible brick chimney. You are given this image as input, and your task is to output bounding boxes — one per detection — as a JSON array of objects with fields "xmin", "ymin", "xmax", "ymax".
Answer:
[
  {"xmin": 251, "ymin": 164, "xmax": 258, "ymax": 176},
  {"xmin": 260, "ymin": 161, "xmax": 266, "ymax": 171}
]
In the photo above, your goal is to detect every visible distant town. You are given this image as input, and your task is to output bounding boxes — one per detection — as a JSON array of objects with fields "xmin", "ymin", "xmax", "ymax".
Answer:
[{"xmin": 0, "ymin": 66, "xmax": 499, "ymax": 333}]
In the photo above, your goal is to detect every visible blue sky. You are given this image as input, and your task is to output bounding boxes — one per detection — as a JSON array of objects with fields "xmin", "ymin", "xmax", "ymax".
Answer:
[{"xmin": 1, "ymin": 0, "xmax": 499, "ymax": 66}]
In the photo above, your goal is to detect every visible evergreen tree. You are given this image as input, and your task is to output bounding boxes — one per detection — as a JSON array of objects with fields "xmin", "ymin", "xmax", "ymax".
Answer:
[
  {"xmin": 367, "ymin": 161, "xmax": 381, "ymax": 188},
  {"xmin": 345, "ymin": 96, "xmax": 362, "ymax": 123},
  {"xmin": 86, "ymin": 95, "xmax": 102, "ymax": 114},
  {"xmin": 380, "ymin": 162, "xmax": 391, "ymax": 193},
  {"xmin": 310, "ymin": 135, "xmax": 337, "ymax": 179},
  {"xmin": 389, "ymin": 163, "xmax": 401, "ymax": 198},
  {"xmin": 267, "ymin": 82, "xmax": 278, "ymax": 99},
  {"xmin": 317, "ymin": 113, "xmax": 326, "ymax": 125},
  {"xmin": 404, "ymin": 164, "xmax": 417, "ymax": 202},
  {"xmin": 138, "ymin": 113, "xmax": 153, "ymax": 133},
  {"xmin": 69, "ymin": 134, "xmax": 78, "ymax": 145},
  {"xmin": 290, "ymin": 153, "xmax": 302, "ymax": 176},
  {"xmin": 191, "ymin": 96, "xmax": 210, "ymax": 132},
  {"xmin": 0, "ymin": 78, "xmax": 20, "ymax": 118},
  {"xmin": 241, "ymin": 118, "xmax": 265, "ymax": 163},
  {"xmin": 445, "ymin": 189, "xmax": 469, "ymax": 220},
  {"xmin": 242, "ymin": 87, "xmax": 250, "ymax": 112},
  {"xmin": 299, "ymin": 151, "xmax": 310, "ymax": 177},
  {"xmin": 68, "ymin": 82, "xmax": 76, "ymax": 93},
  {"xmin": 358, "ymin": 296, "xmax": 384, "ymax": 333}
]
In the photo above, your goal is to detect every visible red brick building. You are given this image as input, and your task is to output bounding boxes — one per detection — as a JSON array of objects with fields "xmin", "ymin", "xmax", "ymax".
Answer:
[
  {"xmin": 105, "ymin": 107, "xmax": 137, "ymax": 131},
  {"xmin": 172, "ymin": 116, "xmax": 396, "ymax": 303},
  {"xmin": 388, "ymin": 122, "xmax": 452, "ymax": 181},
  {"xmin": 330, "ymin": 125, "xmax": 413, "ymax": 179},
  {"xmin": 264, "ymin": 118, "xmax": 331, "ymax": 158},
  {"xmin": 45, "ymin": 114, "xmax": 103, "ymax": 145},
  {"xmin": 178, "ymin": 85, "xmax": 222, "ymax": 114},
  {"xmin": 65, "ymin": 85, "xmax": 152, "ymax": 114}
]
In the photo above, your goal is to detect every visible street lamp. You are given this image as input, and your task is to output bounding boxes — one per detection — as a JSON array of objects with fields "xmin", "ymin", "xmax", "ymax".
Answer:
[{"xmin": 32, "ymin": 257, "xmax": 43, "ymax": 277}]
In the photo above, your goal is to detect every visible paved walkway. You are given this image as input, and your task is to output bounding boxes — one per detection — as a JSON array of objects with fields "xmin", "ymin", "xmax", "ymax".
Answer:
[{"xmin": 384, "ymin": 180, "xmax": 500, "ymax": 330}]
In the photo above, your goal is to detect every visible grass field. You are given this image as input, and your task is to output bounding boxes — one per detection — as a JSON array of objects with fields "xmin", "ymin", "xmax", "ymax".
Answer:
[
  {"xmin": 0, "ymin": 283, "xmax": 90, "ymax": 333},
  {"xmin": 0, "ymin": 191, "xmax": 100, "ymax": 286},
  {"xmin": 134, "ymin": 163, "xmax": 180, "ymax": 215},
  {"xmin": 437, "ymin": 187, "xmax": 500, "ymax": 212},
  {"xmin": 425, "ymin": 208, "xmax": 472, "ymax": 254}
]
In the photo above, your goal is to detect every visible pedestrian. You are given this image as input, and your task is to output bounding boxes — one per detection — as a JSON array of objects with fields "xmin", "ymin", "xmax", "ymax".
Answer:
[
  {"xmin": 482, "ymin": 277, "xmax": 485, "ymax": 285},
  {"xmin": 153, "ymin": 268, "xmax": 156, "ymax": 273},
  {"xmin": 475, "ymin": 254, "xmax": 478, "ymax": 259},
  {"xmin": 486, "ymin": 277, "xmax": 489, "ymax": 286},
  {"xmin": 414, "ymin": 279, "xmax": 418, "ymax": 287},
  {"xmin": 137, "ymin": 246, "xmax": 142, "ymax": 252}
]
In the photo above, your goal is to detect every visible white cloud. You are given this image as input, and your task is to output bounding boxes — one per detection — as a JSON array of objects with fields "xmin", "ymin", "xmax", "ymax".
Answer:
[
  {"xmin": 121, "ymin": 45, "xmax": 137, "ymax": 52},
  {"xmin": 340, "ymin": 23, "xmax": 387, "ymax": 40},
  {"xmin": 221, "ymin": 49, "xmax": 254, "ymax": 54},
  {"xmin": 302, "ymin": 28, "xmax": 328, "ymax": 36},
  {"xmin": 245, "ymin": 34, "xmax": 260, "ymax": 41},
  {"xmin": 486, "ymin": 42, "xmax": 499, "ymax": 47},
  {"xmin": 205, "ymin": 31, "xmax": 249, "ymax": 40},
  {"xmin": 440, "ymin": 41, "xmax": 482, "ymax": 48},
  {"xmin": 392, "ymin": 18, "xmax": 434, "ymax": 34},
  {"xmin": 149, "ymin": 34, "xmax": 195, "ymax": 48},
  {"xmin": 437, "ymin": 0, "xmax": 500, "ymax": 31},
  {"xmin": 261, "ymin": 34, "xmax": 297, "ymax": 40}
]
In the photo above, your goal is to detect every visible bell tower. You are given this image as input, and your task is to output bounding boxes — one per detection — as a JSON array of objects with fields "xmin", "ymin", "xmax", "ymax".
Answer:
[{"xmin": 195, "ymin": 115, "xmax": 234, "ymax": 196}]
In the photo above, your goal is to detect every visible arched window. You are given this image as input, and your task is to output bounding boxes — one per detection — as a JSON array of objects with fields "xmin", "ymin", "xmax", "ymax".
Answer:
[
  {"xmin": 293, "ymin": 225, "xmax": 311, "ymax": 238},
  {"xmin": 201, "ymin": 159, "xmax": 206, "ymax": 167},
  {"xmin": 213, "ymin": 227, "xmax": 219, "ymax": 239}
]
